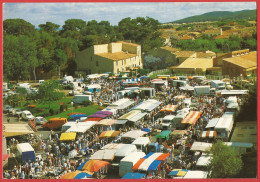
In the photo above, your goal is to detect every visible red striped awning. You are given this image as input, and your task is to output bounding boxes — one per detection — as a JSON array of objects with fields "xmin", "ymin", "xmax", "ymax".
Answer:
[
  {"xmin": 132, "ymin": 158, "xmax": 145, "ymax": 171},
  {"xmin": 181, "ymin": 111, "xmax": 202, "ymax": 125},
  {"xmin": 200, "ymin": 131, "xmax": 217, "ymax": 138},
  {"xmin": 156, "ymin": 153, "xmax": 170, "ymax": 161}
]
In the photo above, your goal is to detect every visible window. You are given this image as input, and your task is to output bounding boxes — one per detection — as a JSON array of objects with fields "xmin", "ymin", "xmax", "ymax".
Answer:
[
  {"xmin": 96, "ymin": 61, "xmax": 99, "ymax": 66},
  {"xmin": 116, "ymin": 61, "xmax": 118, "ymax": 66}
]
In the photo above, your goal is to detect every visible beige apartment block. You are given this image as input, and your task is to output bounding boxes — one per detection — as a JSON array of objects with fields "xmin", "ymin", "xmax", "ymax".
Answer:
[{"xmin": 75, "ymin": 41, "xmax": 142, "ymax": 75}]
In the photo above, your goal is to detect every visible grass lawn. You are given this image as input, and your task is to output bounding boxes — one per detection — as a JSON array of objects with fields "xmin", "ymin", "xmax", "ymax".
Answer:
[{"xmin": 46, "ymin": 104, "xmax": 100, "ymax": 120}]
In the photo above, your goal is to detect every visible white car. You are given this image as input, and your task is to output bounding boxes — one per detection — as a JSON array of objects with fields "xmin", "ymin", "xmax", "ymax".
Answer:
[
  {"xmin": 21, "ymin": 110, "xmax": 35, "ymax": 121},
  {"xmin": 35, "ymin": 117, "xmax": 47, "ymax": 125}
]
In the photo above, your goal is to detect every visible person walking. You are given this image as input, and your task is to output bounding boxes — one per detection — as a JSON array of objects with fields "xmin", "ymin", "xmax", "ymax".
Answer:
[{"xmin": 7, "ymin": 117, "xmax": 10, "ymax": 123}]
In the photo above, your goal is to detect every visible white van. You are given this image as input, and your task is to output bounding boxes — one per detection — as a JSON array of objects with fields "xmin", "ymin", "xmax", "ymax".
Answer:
[
  {"xmin": 119, "ymin": 152, "xmax": 146, "ymax": 177},
  {"xmin": 111, "ymin": 144, "xmax": 137, "ymax": 169},
  {"xmin": 161, "ymin": 115, "xmax": 175, "ymax": 130},
  {"xmin": 21, "ymin": 110, "xmax": 35, "ymax": 121},
  {"xmin": 72, "ymin": 95, "xmax": 93, "ymax": 104},
  {"xmin": 132, "ymin": 137, "xmax": 150, "ymax": 152}
]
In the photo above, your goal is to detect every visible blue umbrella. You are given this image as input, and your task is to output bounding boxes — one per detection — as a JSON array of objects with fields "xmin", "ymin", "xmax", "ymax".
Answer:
[{"xmin": 141, "ymin": 128, "xmax": 151, "ymax": 133}]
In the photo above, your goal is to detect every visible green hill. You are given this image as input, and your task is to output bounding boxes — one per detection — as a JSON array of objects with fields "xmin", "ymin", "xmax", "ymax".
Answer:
[{"xmin": 172, "ymin": 9, "xmax": 256, "ymax": 23}]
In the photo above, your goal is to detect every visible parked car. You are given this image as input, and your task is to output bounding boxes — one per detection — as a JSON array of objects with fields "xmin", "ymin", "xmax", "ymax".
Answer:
[
  {"xmin": 35, "ymin": 116, "xmax": 47, "ymax": 125},
  {"xmin": 21, "ymin": 110, "xmax": 35, "ymax": 121},
  {"xmin": 12, "ymin": 108, "xmax": 22, "ymax": 116},
  {"xmin": 3, "ymin": 105, "xmax": 12, "ymax": 113}
]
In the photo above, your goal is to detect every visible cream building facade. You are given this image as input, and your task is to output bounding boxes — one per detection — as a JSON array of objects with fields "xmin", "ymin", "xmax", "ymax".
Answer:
[{"xmin": 75, "ymin": 41, "xmax": 142, "ymax": 75}]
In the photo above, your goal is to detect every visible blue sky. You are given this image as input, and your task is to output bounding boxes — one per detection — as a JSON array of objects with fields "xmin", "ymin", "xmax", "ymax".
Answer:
[{"xmin": 3, "ymin": 2, "xmax": 256, "ymax": 27}]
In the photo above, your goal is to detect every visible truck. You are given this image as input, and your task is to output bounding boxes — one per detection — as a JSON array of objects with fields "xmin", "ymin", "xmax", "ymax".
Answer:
[
  {"xmin": 72, "ymin": 95, "xmax": 93, "ymax": 104},
  {"xmin": 161, "ymin": 115, "xmax": 175, "ymax": 130},
  {"xmin": 140, "ymin": 88, "xmax": 155, "ymax": 98},
  {"xmin": 16, "ymin": 143, "xmax": 36, "ymax": 162},
  {"xmin": 194, "ymin": 86, "xmax": 216, "ymax": 96},
  {"xmin": 172, "ymin": 80, "xmax": 187, "ymax": 88},
  {"xmin": 119, "ymin": 152, "xmax": 146, "ymax": 177},
  {"xmin": 111, "ymin": 144, "xmax": 137, "ymax": 169},
  {"xmin": 131, "ymin": 137, "xmax": 150, "ymax": 152},
  {"xmin": 211, "ymin": 80, "xmax": 226, "ymax": 90},
  {"xmin": 42, "ymin": 118, "xmax": 68, "ymax": 130}
]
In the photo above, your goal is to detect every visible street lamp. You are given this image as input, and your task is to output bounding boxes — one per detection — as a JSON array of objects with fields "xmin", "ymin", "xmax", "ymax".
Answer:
[
  {"xmin": 71, "ymin": 102, "xmax": 74, "ymax": 115},
  {"xmin": 240, "ymin": 74, "xmax": 243, "ymax": 88}
]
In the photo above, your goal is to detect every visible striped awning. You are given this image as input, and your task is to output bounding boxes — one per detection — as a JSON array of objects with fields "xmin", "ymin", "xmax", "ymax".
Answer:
[
  {"xmin": 200, "ymin": 131, "xmax": 217, "ymax": 138},
  {"xmin": 132, "ymin": 152, "xmax": 169, "ymax": 172},
  {"xmin": 160, "ymin": 105, "xmax": 178, "ymax": 112},
  {"xmin": 181, "ymin": 111, "xmax": 202, "ymax": 125}
]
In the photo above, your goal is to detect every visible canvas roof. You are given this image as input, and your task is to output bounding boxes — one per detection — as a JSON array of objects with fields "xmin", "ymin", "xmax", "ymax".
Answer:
[
  {"xmin": 174, "ymin": 51, "xmax": 196, "ymax": 57},
  {"xmin": 171, "ymin": 58, "xmax": 213, "ymax": 71},
  {"xmin": 17, "ymin": 143, "xmax": 35, "ymax": 153},
  {"xmin": 3, "ymin": 124, "xmax": 34, "ymax": 137}
]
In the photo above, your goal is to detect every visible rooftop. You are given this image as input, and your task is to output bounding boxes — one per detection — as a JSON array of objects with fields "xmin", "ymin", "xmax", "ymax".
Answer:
[
  {"xmin": 96, "ymin": 52, "xmax": 137, "ymax": 61},
  {"xmin": 197, "ymin": 52, "xmax": 216, "ymax": 58},
  {"xmin": 223, "ymin": 51, "xmax": 257, "ymax": 69},
  {"xmin": 174, "ymin": 51, "xmax": 196, "ymax": 58},
  {"xmin": 170, "ymin": 58, "xmax": 213, "ymax": 70}
]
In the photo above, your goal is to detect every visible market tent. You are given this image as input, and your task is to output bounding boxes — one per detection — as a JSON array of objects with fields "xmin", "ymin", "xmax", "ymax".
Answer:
[
  {"xmin": 169, "ymin": 169, "xmax": 189, "ymax": 177},
  {"xmin": 116, "ymin": 120, "xmax": 128, "ymax": 125},
  {"xmin": 3, "ymin": 124, "xmax": 34, "ymax": 137},
  {"xmin": 60, "ymin": 170, "xmax": 93, "ymax": 179},
  {"xmin": 79, "ymin": 160, "xmax": 109, "ymax": 172},
  {"xmin": 95, "ymin": 111, "xmax": 113, "ymax": 116},
  {"xmin": 128, "ymin": 112, "xmax": 147, "ymax": 123},
  {"xmin": 97, "ymin": 119, "xmax": 117, "ymax": 126},
  {"xmin": 119, "ymin": 110, "xmax": 141, "ymax": 120},
  {"xmin": 88, "ymin": 114, "xmax": 107, "ymax": 119},
  {"xmin": 141, "ymin": 128, "xmax": 151, "ymax": 133},
  {"xmin": 122, "ymin": 173, "xmax": 146, "ymax": 179},
  {"xmin": 155, "ymin": 130, "xmax": 171, "ymax": 140},
  {"xmin": 200, "ymin": 131, "xmax": 217, "ymax": 138},
  {"xmin": 133, "ymin": 99, "xmax": 161, "ymax": 112},
  {"xmin": 205, "ymin": 118, "xmax": 219, "ymax": 129},
  {"xmin": 170, "ymin": 130, "xmax": 189, "ymax": 136},
  {"xmin": 181, "ymin": 111, "xmax": 202, "ymax": 125},
  {"xmin": 174, "ymin": 95, "xmax": 186, "ymax": 100},
  {"xmin": 133, "ymin": 152, "xmax": 170, "ymax": 172},
  {"xmin": 179, "ymin": 85, "xmax": 194, "ymax": 91},
  {"xmin": 196, "ymin": 155, "xmax": 212, "ymax": 167},
  {"xmin": 121, "ymin": 130, "xmax": 147, "ymax": 139},
  {"xmin": 99, "ymin": 131, "xmax": 121, "ymax": 138},
  {"xmin": 160, "ymin": 105, "xmax": 178, "ymax": 112},
  {"xmin": 84, "ymin": 118, "xmax": 102, "ymax": 122},
  {"xmin": 89, "ymin": 149, "xmax": 117, "ymax": 161},
  {"xmin": 66, "ymin": 122, "xmax": 96, "ymax": 133},
  {"xmin": 101, "ymin": 143, "xmax": 126, "ymax": 150},
  {"xmin": 183, "ymin": 170, "xmax": 208, "ymax": 179},
  {"xmin": 190, "ymin": 142, "xmax": 212, "ymax": 152},
  {"xmin": 60, "ymin": 132, "xmax": 76, "ymax": 141}
]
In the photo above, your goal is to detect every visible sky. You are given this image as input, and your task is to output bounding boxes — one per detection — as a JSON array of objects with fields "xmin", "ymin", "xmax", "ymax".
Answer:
[{"xmin": 3, "ymin": 2, "xmax": 257, "ymax": 27}]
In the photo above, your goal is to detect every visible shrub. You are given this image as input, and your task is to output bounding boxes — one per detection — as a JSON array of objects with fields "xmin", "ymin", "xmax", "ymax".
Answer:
[{"xmin": 49, "ymin": 108, "xmax": 54, "ymax": 115}]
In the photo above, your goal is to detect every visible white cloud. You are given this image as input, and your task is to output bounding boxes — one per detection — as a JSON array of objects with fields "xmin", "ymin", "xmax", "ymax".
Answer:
[{"xmin": 3, "ymin": 2, "xmax": 256, "ymax": 27}]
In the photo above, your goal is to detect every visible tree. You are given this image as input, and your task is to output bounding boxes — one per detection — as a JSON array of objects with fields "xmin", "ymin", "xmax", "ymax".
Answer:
[
  {"xmin": 54, "ymin": 49, "xmax": 67, "ymax": 78},
  {"xmin": 3, "ymin": 19, "xmax": 36, "ymax": 37},
  {"xmin": 4, "ymin": 35, "xmax": 37, "ymax": 81},
  {"xmin": 38, "ymin": 22, "xmax": 60, "ymax": 34},
  {"xmin": 207, "ymin": 141, "xmax": 243, "ymax": 178},
  {"xmin": 37, "ymin": 80, "xmax": 65, "ymax": 108}
]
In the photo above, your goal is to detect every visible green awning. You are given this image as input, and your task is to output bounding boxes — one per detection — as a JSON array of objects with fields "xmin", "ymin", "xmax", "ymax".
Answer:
[{"xmin": 155, "ymin": 130, "xmax": 172, "ymax": 140}]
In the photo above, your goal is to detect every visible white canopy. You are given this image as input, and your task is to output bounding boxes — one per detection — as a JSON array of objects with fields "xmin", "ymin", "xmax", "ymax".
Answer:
[
  {"xmin": 132, "ymin": 137, "xmax": 150, "ymax": 146},
  {"xmin": 120, "ymin": 152, "xmax": 146, "ymax": 164},
  {"xmin": 128, "ymin": 112, "xmax": 147, "ymax": 122},
  {"xmin": 214, "ymin": 117, "xmax": 233, "ymax": 132},
  {"xmin": 205, "ymin": 118, "xmax": 219, "ymax": 128},
  {"xmin": 121, "ymin": 130, "xmax": 147, "ymax": 139},
  {"xmin": 196, "ymin": 156, "xmax": 212, "ymax": 167},
  {"xmin": 65, "ymin": 121, "xmax": 96, "ymax": 133},
  {"xmin": 90, "ymin": 149, "xmax": 117, "ymax": 160},
  {"xmin": 190, "ymin": 142, "xmax": 212, "ymax": 152},
  {"xmin": 183, "ymin": 170, "xmax": 208, "ymax": 179},
  {"xmin": 134, "ymin": 99, "xmax": 161, "ymax": 112}
]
